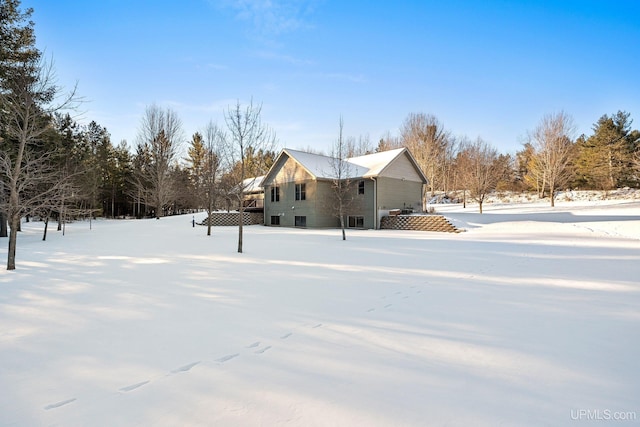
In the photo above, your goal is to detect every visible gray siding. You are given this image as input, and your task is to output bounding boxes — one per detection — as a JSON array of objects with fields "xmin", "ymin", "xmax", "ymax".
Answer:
[
  {"xmin": 265, "ymin": 178, "xmax": 377, "ymax": 228},
  {"xmin": 379, "ymin": 153, "xmax": 424, "ymax": 182},
  {"xmin": 345, "ymin": 179, "xmax": 375, "ymax": 228},
  {"xmin": 376, "ymin": 177, "xmax": 423, "ymax": 212},
  {"xmin": 264, "ymin": 155, "xmax": 318, "ymax": 227},
  {"xmin": 265, "ymin": 179, "xmax": 340, "ymax": 228}
]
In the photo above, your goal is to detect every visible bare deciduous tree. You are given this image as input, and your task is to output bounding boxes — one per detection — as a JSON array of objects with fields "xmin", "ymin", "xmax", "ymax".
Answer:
[
  {"xmin": 202, "ymin": 121, "xmax": 225, "ymax": 236},
  {"xmin": 0, "ymin": 53, "xmax": 78, "ymax": 270},
  {"xmin": 457, "ymin": 137, "xmax": 501, "ymax": 214},
  {"xmin": 329, "ymin": 116, "xmax": 354, "ymax": 241},
  {"xmin": 400, "ymin": 113, "xmax": 451, "ymax": 206},
  {"xmin": 346, "ymin": 133, "xmax": 373, "ymax": 157},
  {"xmin": 376, "ymin": 131, "xmax": 402, "ymax": 152},
  {"xmin": 133, "ymin": 104, "xmax": 183, "ymax": 218},
  {"xmin": 529, "ymin": 111, "xmax": 576, "ymax": 207},
  {"xmin": 224, "ymin": 99, "xmax": 276, "ymax": 253}
]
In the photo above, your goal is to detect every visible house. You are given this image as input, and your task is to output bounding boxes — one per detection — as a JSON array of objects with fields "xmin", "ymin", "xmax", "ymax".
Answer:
[
  {"xmin": 260, "ymin": 147, "xmax": 428, "ymax": 229},
  {"xmin": 241, "ymin": 175, "xmax": 265, "ymax": 211}
]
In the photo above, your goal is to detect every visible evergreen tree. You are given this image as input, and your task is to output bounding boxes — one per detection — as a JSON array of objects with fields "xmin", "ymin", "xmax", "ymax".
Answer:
[
  {"xmin": 186, "ymin": 132, "xmax": 206, "ymax": 209},
  {"xmin": 0, "ymin": 0, "xmax": 78, "ymax": 269},
  {"xmin": 111, "ymin": 140, "xmax": 133, "ymax": 217},
  {"xmin": 130, "ymin": 142, "xmax": 152, "ymax": 218},
  {"xmin": 0, "ymin": 0, "xmax": 39, "ymax": 239},
  {"xmin": 576, "ymin": 111, "xmax": 639, "ymax": 190}
]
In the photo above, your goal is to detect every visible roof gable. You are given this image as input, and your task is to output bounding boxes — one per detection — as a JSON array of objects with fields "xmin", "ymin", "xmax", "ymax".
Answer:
[
  {"xmin": 347, "ymin": 148, "xmax": 405, "ymax": 177},
  {"xmin": 284, "ymin": 149, "xmax": 369, "ymax": 179},
  {"xmin": 262, "ymin": 147, "xmax": 428, "ymax": 185}
]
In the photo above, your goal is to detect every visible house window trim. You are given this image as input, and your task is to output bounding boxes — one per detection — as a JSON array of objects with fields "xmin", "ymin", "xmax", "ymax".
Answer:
[
  {"xmin": 271, "ymin": 186, "xmax": 280, "ymax": 202},
  {"xmin": 358, "ymin": 180, "xmax": 365, "ymax": 195},
  {"xmin": 295, "ymin": 183, "xmax": 306, "ymax": 201},
  {"xmin": 270, "ymin": 215, "xmax": 280, "ymax": 225}
]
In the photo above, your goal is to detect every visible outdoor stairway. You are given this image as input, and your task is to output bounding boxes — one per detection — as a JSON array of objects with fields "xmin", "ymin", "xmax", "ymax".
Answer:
[{"xmin": 380, "ymin": 214, "xmax": 463, "ymax": 233}]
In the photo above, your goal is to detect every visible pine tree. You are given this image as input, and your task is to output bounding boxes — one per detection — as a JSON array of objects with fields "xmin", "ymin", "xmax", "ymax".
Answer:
[
  {"xmin": 576, "ymin": 111, "xmax": 639, "ymax": 190},
  {"xmin": 186, "ymin": 132, "xmax": 206, "ymax": 209},
  {"xmin": 0, "ymin": 0, "xmax": 78, "ymax": 269}
]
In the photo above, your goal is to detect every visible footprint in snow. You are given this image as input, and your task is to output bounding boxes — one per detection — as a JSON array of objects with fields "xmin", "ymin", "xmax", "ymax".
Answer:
[
  {"xmin": 312, "ymin": 323, "xmax": 322, "ymax": 329},
  {"xmin": 44, "ymin": 398, "xmax": 76, "ymax": 410},
  {"xmin": 384, "ymin": 304, "xmax": 392, "ymax": 308},
  {"xmin": 119, "ymin": 380, "xmax": 150, "ymax": 392},
  {"xmin": 367, "ymin": 308, "xmax": 376, "ymax": 312},
  {"xmin": 247, "ymin": 342, "xmax": 260, "ymax": 349},
  {"xmin": 215, "ymin": 353, "xmax": 239, "ymax": 363},
  {"xmin": 280, "ymin": 332, "xmax": 292, "ymax": 339},
  {"xmin": 171, "ymin": 361, "xmax": 200, "ymax": 373},
  {"xmin": 255, "ymin": 346, "xmax": 272, "ymax": 354}
]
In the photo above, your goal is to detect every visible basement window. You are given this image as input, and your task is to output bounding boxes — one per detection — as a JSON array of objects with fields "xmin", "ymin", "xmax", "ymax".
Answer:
[{"xmin": 348, "ymin": 216, "xmax": 364, "ymax": 228}]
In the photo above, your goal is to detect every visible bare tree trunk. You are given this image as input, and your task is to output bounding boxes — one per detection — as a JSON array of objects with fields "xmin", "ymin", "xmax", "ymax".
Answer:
[
  {"xmin": 6, "ymin": 132, "xmax": 26, "ymax": 270},
  {"xmin": 238, "ymin": 199, "xmax": 244, "ymax": 253},
  {"xmin": 57, "ymin": 195, "xmax": 65, "ymax": 231},
  {"xmin": 7, "ymin": 216, "xmax": 19, "ymax": 270},
  {"xmin": 206, "ymin": 207, "xmax": 212, "ymax": 236},
  {"xmin": 42, "ymin": 215, "xmax": 49, "ymax": 241},
  {"xmin": 0, "ymin": 212, "xmax": 7, "ymax": 238}
]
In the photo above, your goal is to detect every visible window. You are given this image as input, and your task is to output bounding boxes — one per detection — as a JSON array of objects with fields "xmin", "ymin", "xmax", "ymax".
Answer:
[
  {"xmin": 348, "ymin": 216, "xmax": 364, "ymax": 228},
  {"xmin": 295, "ymin": 183, "xmax": 306, "ymax": 201},
  {"xmin": 358, "ymin": 180, "xmax": 365, "ymax": 195},
  {"xmin": 294, "ymin": 216, "xmax": 307, "ymax": 227},
  {"xmin": 270, "ymin": 215, "xmax": 280, "ymax": 225},
  {"xmin": 270, "ymin": 186, "xmax": 280, "ymax": 202}
]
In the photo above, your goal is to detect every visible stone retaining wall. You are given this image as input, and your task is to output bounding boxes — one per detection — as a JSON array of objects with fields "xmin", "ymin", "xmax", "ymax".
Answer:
[
  {"xmin": 380, "ymin": 214, "xmax": 462, "ymax": 233},
  {"xmin": 199, "ymin": 212, "xmax": 263, "ymax": 227}
]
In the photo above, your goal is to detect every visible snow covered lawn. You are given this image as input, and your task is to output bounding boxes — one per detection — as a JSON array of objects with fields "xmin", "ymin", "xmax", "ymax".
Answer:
[{"xmin": 1, "ymin": 200, "xmax": 639, "ymax": 426}]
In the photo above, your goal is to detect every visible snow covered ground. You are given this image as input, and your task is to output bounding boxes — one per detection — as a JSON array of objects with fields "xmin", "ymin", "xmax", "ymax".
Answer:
[{"xmin": 1, "ymin": 197, "xmax": 639, "ymax": 426}]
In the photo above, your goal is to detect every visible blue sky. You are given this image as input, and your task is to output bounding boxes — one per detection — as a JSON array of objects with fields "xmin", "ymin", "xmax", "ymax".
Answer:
[{"xmin": 26, "ymin": 0, "xmax": 640, "ymax": 154}]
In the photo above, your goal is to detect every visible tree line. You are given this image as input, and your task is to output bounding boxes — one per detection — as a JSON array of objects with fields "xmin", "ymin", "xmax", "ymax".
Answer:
[
  {"xmin": 374, "ymin": 110, "xmax": 639, "ymax": 213},
  {"xmin": 2, "ymin": 0, "xmax": 639, "ymax": 270},
  {"xmin": 1, "ymin": 0, "xmax": 276, "ymax": 269}
]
